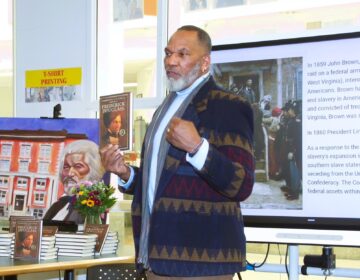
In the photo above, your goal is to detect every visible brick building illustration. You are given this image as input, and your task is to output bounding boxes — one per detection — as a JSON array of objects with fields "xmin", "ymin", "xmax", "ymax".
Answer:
[{"xmin": 0, "ymin": 129, "xmax": 87, "ymax": 219}]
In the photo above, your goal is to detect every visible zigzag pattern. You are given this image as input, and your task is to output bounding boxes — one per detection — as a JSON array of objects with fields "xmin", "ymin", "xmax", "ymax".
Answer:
[
  {"xmin": 154, "ymin": 198, "xmax": 241, "ymax": 218},
  {"xmin": 200, "ymin": 145, "xmax": 248, "ymax": 199},
  {"xmin": 163, "ymin": 177, "xmax": 222, "ymax": 200},
  {"xmin": 208, "ymin": 130, "xmax": 252, "ymax": 154},
  {"xmin": 194, "ymin": 89, "xmax": 247, "ymax": 113},
  {"xmin": 164, "ymin": 154, "xmax": 180, "ymax": 172},
  {"xmin": 149, "ymin": 245, "xmax": 243, "ymax": 263},
  {"xmin": 227, "ymin": 163, "xmax": 245, "ymax": 197},
  {"xmin": 209, "ymin": 90, "xmax": 246, "ymax": 103}
]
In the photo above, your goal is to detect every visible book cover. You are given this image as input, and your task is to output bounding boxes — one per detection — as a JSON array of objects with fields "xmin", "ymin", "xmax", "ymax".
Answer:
[
  {"xmin": 13, "ymin": 220, "xmax": 42, "ymax": 260},
  {"xmin": 84, "ymin": 224, "xmax": 110, "ymax": 253},
  {"xmin": 9, "ymin": 215, "xmax": 35, "ymax": 233},
  {"xmin": 99, "ymin": 92, "xmax": 132, "ymax": 150}
]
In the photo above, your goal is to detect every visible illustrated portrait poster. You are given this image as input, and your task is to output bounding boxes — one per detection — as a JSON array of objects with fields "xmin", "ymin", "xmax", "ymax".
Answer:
[{"xmin": 0, "ymin": 118, "xmax": 101, "ymax": 219}]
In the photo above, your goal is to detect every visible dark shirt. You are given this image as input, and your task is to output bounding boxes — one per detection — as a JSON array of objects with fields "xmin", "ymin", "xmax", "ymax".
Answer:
[{"xmin": 43, "ymin": 196, "xmax": 84, "ymax": 224}]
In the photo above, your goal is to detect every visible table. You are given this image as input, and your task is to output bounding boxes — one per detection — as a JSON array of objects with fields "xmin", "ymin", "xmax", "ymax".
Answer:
[{"xmin": 0, "ymin": 254, "xmax": 135, "ymax": 280}]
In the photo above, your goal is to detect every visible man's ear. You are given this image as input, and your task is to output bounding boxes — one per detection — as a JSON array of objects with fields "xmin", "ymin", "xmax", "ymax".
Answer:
[{"xmin": 201, "ymin": 55, "xmax": 211, "ymax": 73}]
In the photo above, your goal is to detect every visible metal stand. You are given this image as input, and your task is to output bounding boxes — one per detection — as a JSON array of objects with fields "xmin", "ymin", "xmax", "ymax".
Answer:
[
  {"xmin": 252, "ymin": 244, "xmax": 360, "ymax": 278},
  {"xmin": 288, "ymin": 245, "xmax": 299, "ymax": 280}
]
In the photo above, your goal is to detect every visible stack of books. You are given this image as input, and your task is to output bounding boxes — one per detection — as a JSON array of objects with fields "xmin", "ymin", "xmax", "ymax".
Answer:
[
  {"xmin": 97, "ymin": 231, "xmax": 119, "ymax": 255},
  {"xmin": 55, "ymin": 232, "xmax": 97, "ymax": 257},
  {"xmin": 84, "ymin": 224, "xmax": 109, "ymax": 254},
  {"xmin": 40, "ymin": 235, "xmax": 57, "ymax": 260},
  {"xmin": 40, "ymin": 225, "xmax": 58, "ymax": 260},
  {"xmin": 0, "ymin": 232, "xmax": 14, "ymax": 257}
]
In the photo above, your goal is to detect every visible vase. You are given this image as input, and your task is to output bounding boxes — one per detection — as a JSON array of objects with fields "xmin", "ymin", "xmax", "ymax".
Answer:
[{"xmin": 84, "ymin": 214, "xmax": 101, "ymax": 226}]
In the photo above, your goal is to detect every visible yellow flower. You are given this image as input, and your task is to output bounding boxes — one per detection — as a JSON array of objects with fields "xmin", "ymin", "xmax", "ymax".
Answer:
[
  {"xmin": 78, "ymin": 191, "xmax": 84, "ymax": 195},
  {"xmin": 86, "ymin": 199, "xmax": 95, "ymax": 207},
  {"xmin": 81, "ymin": 199, "xmax": 87, "ymax": 205}
]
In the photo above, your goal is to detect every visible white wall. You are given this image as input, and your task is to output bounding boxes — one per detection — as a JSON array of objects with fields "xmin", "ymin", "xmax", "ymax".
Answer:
[{"xmin": 15, "ymin": 0, "xmax": 97, "ymax": 118}]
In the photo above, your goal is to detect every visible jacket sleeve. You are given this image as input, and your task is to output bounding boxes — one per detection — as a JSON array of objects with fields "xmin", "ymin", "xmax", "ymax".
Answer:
[
  {"xmin": 197, "ymin": 93, "xmax": 255, "ymax": 201},
  {"xmin": 117, "ymin": 165, "xmax": 140, "ymax": 195}
]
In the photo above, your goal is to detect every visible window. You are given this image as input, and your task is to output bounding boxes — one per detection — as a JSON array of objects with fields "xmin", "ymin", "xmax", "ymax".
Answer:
[
  {"xmin": 34, "ymin": 192, "xmax": 45, "ymax": 205},
  {"xmin": 0, "ymin": 143, "xmax": 12, "ymax": 156},
  {"xmin": 35, "ymin": 178, "xmax": 47, "ymax": 190},
  {"xmin": 97, "ymin": 1, "xmax": 162, "ymax": 152},
  {"xmin": 171, "ymin": 1, "xmax": 360, "ymax": 45},
  {"xmin": 38, "ymin": 161, "xmax": 49, "ymax": 174},
  {"xmin": 33, "ymin": 208, "xmax": 44, "ymax": 218},
  {"xmin": 0, "ymin": 160, "xmax": 10, "ymax": 172},
  {"xmin": 19, "ymin": 144, "xmax": 31, "ymax": 158},
  {"xmin": 18, "ymin": 160, "xmax": 29, "ymax": 172},
  {"xmin": 17, "ymin": 177, "xmax": 28, "ymax": 188},
  {"xmin": 39, "ymin": 144, "xmax": 52, "ymax": 159},
  {"xmin": 0, "ymin": 176, "xmax": 9, "ymax": 187},
  {"xmin": 0, "ymin": 190, "xmax": 6, "ymax": 203}
]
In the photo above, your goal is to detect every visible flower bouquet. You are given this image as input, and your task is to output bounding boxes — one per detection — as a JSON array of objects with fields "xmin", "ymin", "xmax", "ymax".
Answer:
[{"xmin": 71, "ymin": 181, "xmax": 117, "ymax": 224}]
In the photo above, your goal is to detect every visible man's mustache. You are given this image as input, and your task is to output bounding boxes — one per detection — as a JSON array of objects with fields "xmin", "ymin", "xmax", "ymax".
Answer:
[{"xmin": 62, "ymin": 176, "xmax": 79, "ymax": 185}]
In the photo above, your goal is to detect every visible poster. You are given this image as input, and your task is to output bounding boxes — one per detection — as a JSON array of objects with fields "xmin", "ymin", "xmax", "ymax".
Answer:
[
  {"xmin": 0, "ymin": 118, "xmax": 99, "ymax": 219},
  {"xmin": 25, "ymin": 67, "xmax": 82, "ymax": 103}
]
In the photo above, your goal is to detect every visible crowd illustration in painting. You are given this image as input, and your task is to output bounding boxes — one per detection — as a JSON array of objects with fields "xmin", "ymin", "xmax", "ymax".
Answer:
[{"xmin": 230, "ymin": 79, "xmax": 302, "ymax": 202}]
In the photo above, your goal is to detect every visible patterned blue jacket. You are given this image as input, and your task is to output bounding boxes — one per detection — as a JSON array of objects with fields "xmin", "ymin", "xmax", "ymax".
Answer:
[{"xmin": 122, "ymin": 77, "xmax": 255, "ymax": 277}]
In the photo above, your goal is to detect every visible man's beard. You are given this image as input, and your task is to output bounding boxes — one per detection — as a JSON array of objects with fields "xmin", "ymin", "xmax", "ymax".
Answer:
[
  {"xmin": 166, "ymin": 62, "xmax": 201, "ymax": 92},
  {"xmin": 62, "ymin": 173, "xmax": 92, "ymax": 195}
]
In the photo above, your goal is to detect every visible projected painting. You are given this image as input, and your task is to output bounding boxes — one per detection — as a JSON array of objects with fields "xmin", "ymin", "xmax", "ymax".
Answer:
[
  {"xmin": 0, "ymin": 118, "xmax": 99, "ymax": 219},
  {"xmin": 212, "ymin": 57, "xmax": 303, "ymax": 210}
]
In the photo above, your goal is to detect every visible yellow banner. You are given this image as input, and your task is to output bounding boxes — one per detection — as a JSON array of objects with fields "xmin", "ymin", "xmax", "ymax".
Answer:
[{"xmin": 25, "ymin": 67, "xmax": 82, "ymax": 88}]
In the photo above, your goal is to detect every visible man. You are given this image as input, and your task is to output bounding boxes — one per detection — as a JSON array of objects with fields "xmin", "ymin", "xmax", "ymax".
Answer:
[
  {"xmin": 15, "ymin": 232, "xmax": 35, "ymax": 257},
  {"xmin": 100, "ymin": 25, "xmax": 254, "ymax": 279},
  {"xmin": 280, "ymin": 100, "xmax": 302, "ymax": 201},
  {"xmin": 240, "ymin": 78, "xmax": 256, "ymax": 104},
  {"xmin": 43, "ymin": 139, "xmax": 105, "ymax": 223},
  {"xmin": 102, "ymin": 111, "xmax": 127, "ymax": 147}
]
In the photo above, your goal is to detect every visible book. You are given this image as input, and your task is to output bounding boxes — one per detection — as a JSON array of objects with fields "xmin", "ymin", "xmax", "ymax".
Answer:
[
  {"xmin": 41, "ymin": 236, "xmax": 56, "ymax": 251},
  {"xmin": 42, "ymin": 226, "xmax": 58, "ymax": 236},
  {"xmin": 41, "ymin": 243, "xmax": 56, "ymax": 250},
  {"xmin": 42, "ymin": 235, "xmax": 56, "ymax": 243},
  {"xmin": 41, "ymin": 247, "xmax": 58, "ymax": 254},
  {"xmin": 95, "ymin": 248, "xmax": 117, "ymax": 256},
  {"xmin": 84, "ymin": 224, "xmax": 110, "ymax": 253},
  {"xmin": 55, "ymin": 232, "xmax": 98, "ymax": 239},
  {"xmin": 55, "ymin": 242, "xmax": 96, "ymax": 249},
  {"xmin": 58, "ymin": 247, "xmax": 94, "ymax": 253},
  {"xmin": 0, "ymin": 239, "xmax": 13, "ymax": 244},
  {"xmin": 13, "ymin": 220, "xmax": 42, "ymax": 260},
  {"xmin": 0, "ymin": 236, "xmax": 14, "ymax": 244},
  {"xmin": 0, "ymin": 232, "xmax": 14, "ymax": 238},
  {"xmin": 9, "ymin": 215, "xmax": 35, "ymax": 233},
  {"xmin": 40, "ymin": 255, "xmax": 58, "ymax": 260},
  {"xmin": 99, "ymin": 92, "xmax": 132, "ymax": 150},
  {"xmin": 57, "ymin": 251, "xmax": 95, "ymax": 257}
]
